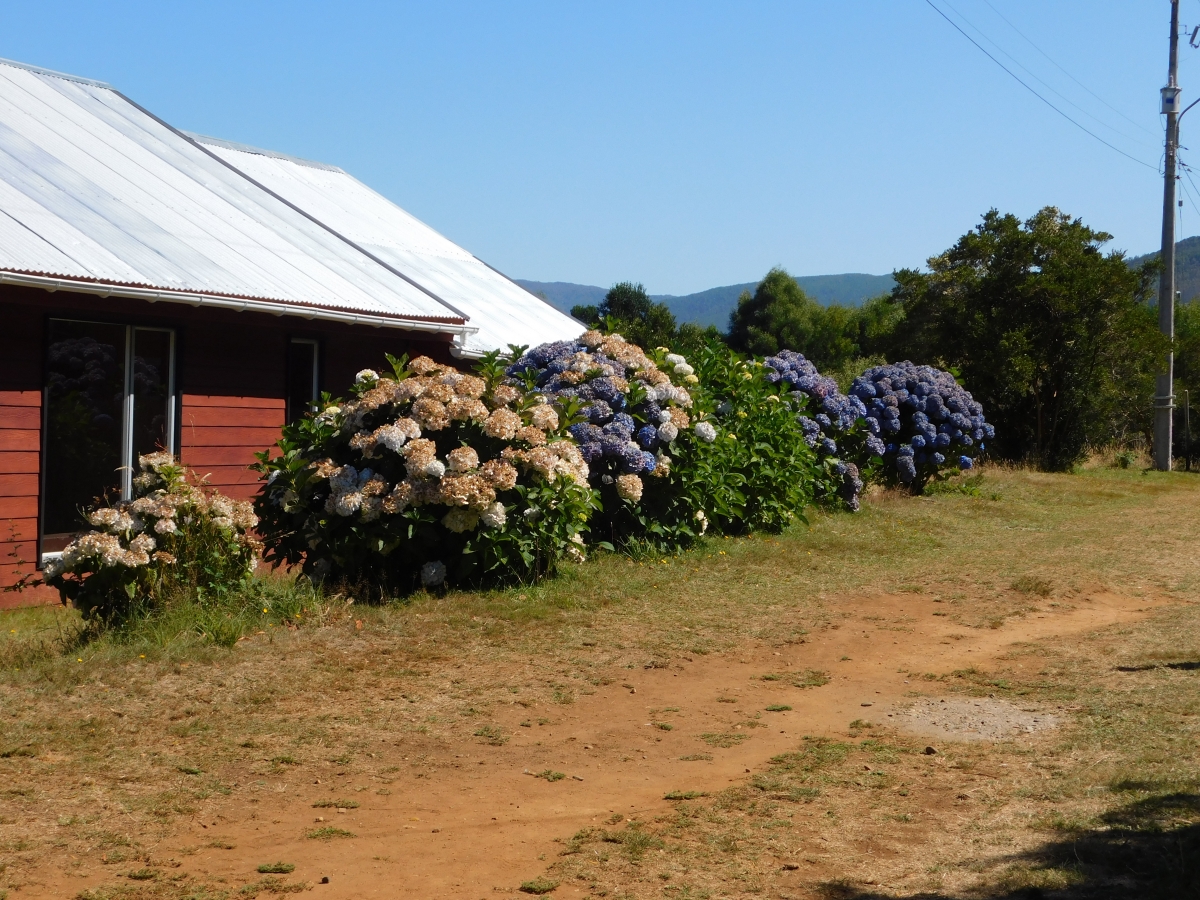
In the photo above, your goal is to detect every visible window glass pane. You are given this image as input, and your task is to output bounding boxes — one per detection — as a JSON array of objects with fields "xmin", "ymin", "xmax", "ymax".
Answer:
[
  {"xmin": 43, "ymin": 320, "xmax": 126, "ymax": 539},
  {"xmin": 287, "ymin": 341, "xmax": 317, "ymax": 424},
  {"xmin": 132, "ymin": 329, "xmax": 172, "ymax": 460}
]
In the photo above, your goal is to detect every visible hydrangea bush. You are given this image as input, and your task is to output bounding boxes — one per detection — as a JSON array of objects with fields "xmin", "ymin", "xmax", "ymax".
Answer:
[
  {"xmin": 253, "ymin": 353, "xmax": 599, "ymax": 593},
  {"xmin": 42, "ymin": 453, "xmax": 261, "ymax": 622},
  {"xmin": 849, "ymin": 361, "xmax": 994, "ymax": 492},
  {"xmin": 505, "ymin": 331, "xmax": 723, "ymax": 549},
  {"xmin": 510, "ymin": 331, "xmax": 835, "ymax": 545},
  {"xmin": 762, "ymin": 350, "xmax": 879, "ymax": 511}
]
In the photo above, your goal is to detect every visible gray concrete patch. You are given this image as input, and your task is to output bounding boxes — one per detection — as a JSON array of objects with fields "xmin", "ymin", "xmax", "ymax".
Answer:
[{"xmin": 885, "ymin": 697, "xmax": 1059, "ymax": 742}]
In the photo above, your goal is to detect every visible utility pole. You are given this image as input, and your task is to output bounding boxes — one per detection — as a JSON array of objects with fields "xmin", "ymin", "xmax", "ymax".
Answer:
[{"xmin": 1156, "ymin": 0, "xmax": 1181, "ymax": 471}]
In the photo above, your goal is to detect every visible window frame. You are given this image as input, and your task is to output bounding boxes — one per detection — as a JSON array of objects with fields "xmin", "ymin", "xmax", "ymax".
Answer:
[
  {"xmin": 286, "ymin": 337, "xmax": 321, "ymax": 424},
  {"xmin": 39, "ymin": 317, "xmax": 178, "ymax": 563}
]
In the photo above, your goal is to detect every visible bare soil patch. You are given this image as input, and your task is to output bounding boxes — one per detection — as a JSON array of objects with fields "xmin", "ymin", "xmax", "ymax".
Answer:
[{"xmin": 888, "ymin": 696, "xmax": 1059, "ymax": 742}]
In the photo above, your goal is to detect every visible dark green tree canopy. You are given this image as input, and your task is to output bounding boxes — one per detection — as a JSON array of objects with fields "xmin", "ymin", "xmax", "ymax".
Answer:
[
  {"xmin": 572, "ymin": 281, "xmax": 679, "ymax": 350},
  {"xmin": 726, "ymin": 267, "xmax": 874, "ymax": 372},
  {"xmin": 888, "ymin": 207, "xmax": 1163, "ymax": 469}
]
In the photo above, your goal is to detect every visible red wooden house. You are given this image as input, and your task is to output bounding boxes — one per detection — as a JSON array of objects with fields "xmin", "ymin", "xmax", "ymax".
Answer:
[{"xmin": 0, "ymin": 58, "xmax": 581, "ymax": 605}]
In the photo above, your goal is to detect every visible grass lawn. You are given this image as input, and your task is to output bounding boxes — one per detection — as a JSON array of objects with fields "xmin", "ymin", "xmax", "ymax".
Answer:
[{"xmin": 1, "ymin": 464, "xmax": 1198, "ymax": 898}]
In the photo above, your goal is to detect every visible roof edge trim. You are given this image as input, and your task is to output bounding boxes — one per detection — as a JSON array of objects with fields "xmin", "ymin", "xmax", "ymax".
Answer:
[
  {"xmin": 0, "ymin": 270, "xmax": 478, "ymax": 336},
  {"xmin": 0, "ymin": 56, "xmax": 113, "ymax": 89},
  {"xmin": 184, "ymin": 132, "xmax": 346, "ymax": 173},
  {"xmin": 473, "ymin": 256, "xmax": 587, "ymax": 327}
]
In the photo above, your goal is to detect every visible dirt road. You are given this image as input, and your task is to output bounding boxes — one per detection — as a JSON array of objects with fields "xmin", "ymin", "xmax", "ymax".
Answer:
[{"xmin": 62, "ymin": 589, "xmax": 1152, "ymax": 899}]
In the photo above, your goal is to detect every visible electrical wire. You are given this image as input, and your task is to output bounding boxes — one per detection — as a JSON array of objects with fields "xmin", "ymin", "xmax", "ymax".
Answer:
[
  {"xmin": 923, "ymin": 0, "xmax": 1159, "ymax": 171},
  {"xmin": 1180, "ymin": 158, "xmax": 1200, "ymax": 234},
  {"xmin": 941, "ymin": 0, "xmax": 1155, "ymax": 147},
  {"xmin": 980, "ymin": 0, "xmax": 1159, "ymax": 138}
]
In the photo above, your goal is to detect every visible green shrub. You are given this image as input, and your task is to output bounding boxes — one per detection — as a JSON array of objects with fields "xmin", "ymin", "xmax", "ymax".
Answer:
[{"xmin": 41, "ymin": 454, "xmax": 260, "ymax": 624}]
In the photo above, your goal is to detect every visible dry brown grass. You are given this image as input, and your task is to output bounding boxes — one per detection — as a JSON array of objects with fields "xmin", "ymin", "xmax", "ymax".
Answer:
[{"xmin": 1, "ymin": 465, "xmax": 1198, "ymax": 898}]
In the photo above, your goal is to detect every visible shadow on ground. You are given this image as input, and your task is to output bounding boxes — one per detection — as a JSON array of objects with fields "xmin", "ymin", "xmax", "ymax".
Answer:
[
  {"xmin": 819, "ymin": 793, "xmax": 1200, "ymax": 900},
  {"xmin": 1114, "ymin": 660, "xmax": 1200, "ymax": 672}
]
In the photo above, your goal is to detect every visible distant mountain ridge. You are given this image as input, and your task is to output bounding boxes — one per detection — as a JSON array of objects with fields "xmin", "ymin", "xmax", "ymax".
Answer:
[
  {"xmin": 515, "ymin": 272, "xmax": 895, "ymax": 330},
  {"xmin": 1127, "ymin": 236, "xmax": 1200, "ymax": 302}
]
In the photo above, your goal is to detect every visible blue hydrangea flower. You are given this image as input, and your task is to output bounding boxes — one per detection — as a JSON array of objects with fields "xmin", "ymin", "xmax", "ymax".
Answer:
[
  {"xmin": 619, "ymin": 443, "xmax": 646, "ymax": 473},
  {"xmin": 600, "ymin": 434, "xmax": 626, "ymax": 457},
  {"xmin": 584, "ymin": 400, "xmax": 613, "ymax": 424},
  {"xmin": 569, "ymin": 423, "xmax": 604, "ymax": 444},
  {"xmin": 603, "ymin": 420, "xmax": 633, "ymax": 441}
]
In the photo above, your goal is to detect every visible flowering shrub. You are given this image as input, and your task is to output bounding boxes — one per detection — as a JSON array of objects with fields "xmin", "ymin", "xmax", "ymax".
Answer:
[
  {"xmin": 506, "ymin": 332, "xmax": 724, "ymax": 549},
  {"xmin": 762, "ymin": 350, "xmax": 879, "ymax": 511},
  {"xmin": 42, "ymin": 453, "xmax": 261, "ymax": 623},
  {"xmin": 253, "ymin": 354, "xmax": 599, "ymax": 593},
  {"xmin": 849, "ymin": 361, "xmax": 994, "ymax": 492}
]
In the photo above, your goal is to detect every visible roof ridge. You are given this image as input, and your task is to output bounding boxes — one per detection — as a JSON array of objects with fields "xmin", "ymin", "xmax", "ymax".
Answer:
[
  {"xmin": 184, "ymin": 132, "xmax": 344, "ymax": 173},
  {"xmin": 0, "ymin": 56, "xmax": 112, "ymax": 89}
]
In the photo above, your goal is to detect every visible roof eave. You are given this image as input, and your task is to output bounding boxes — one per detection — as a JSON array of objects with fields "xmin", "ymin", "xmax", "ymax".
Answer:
[{"xmin": 0, "ymin": 270, "xmax": 476, "ymax": 337}]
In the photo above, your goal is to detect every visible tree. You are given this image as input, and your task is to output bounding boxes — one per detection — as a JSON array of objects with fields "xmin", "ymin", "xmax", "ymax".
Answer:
[
  {"xmin": 888, "ymin": 207, "xmax": 1164, "ymax": 469},
  {"xmin": 727, "ymin": 267, "xmax": 868, "ymax": 371},
  {"xmin": 1175, "ymin": 297, "xmax": 1200, "ymax": 461},
  {"xmin": 572, "ymin": 282, "xmax": 679, "ymax": 350}
]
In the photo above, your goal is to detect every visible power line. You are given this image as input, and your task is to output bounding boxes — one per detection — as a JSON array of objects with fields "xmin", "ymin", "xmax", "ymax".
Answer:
[
  {"xmin": 1179, "ymin": 158, "xmax": 1200, "ymax": 230},
  {"xmin": 979, "ymin": 0, "xmax": 1159, "ymax": 138},
  {"xmin": 923, "ymin": 0, "xmax": 1159, "ymax": 171},
  {"xmin": 942, "ymin": 0, "xmax": 1155, "ymax": 147}
]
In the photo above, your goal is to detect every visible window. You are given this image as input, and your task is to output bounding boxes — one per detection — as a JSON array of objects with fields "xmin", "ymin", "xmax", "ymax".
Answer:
[
  {"xmin": 42, "ymin": 320, "xmax": 176, "ymax": 550},
  {"xmin": 287, "ymin": 338, "xmax": 320, "ymax": 424}
]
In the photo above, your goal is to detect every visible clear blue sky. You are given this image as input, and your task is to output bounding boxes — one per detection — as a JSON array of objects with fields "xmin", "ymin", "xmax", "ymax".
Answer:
[{"xmin": 0, "ymin": 1, "xmax": 1189, "ymax": 294}]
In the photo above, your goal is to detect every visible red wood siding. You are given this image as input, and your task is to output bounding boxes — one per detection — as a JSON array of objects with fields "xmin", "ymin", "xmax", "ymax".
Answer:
[
  {"xmin": 0, "ymin": 390, "xmax": 44, "ymax": 603},
  {"xmin": 179, "ymin": 395, "xmax": 285, "ymax": 499}
]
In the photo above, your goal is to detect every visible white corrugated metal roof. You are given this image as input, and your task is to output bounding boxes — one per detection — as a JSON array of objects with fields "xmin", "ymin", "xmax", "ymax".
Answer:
[
  {"xmin": 192, "ymin": 135, "xmax": 583, "ymax": 356},
  {"xmin": 0, "ymin": 58, "xmax": 467, "ymax": 331}
]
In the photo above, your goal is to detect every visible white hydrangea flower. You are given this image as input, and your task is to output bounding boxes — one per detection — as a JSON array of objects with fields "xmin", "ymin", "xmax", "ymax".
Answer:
[
  {"xmin": 441, "ymin": 508, "xmax": 479, "ymax": 533},
  {"xmin": 42, "ymin": 556, "xmax": 65, "ymax": 579},
  {"xmin": 665, "ymin": 353, "xmax": 686, "ymax": 366},
  {"xmin": 334, "ymin": 492, "xmax": 363, "ymax": 517},
  {"xmin": 421, "ymin": 460, "xmax": 446, "ymax": 479},
  {"xmin": 694, "ymin": 509, "xmax": 709, "ymax": 535},
  {"xmin": 89, "ymin": 508, "xmax": 134, "ymax": 532},
  {"xmin": 657, "ymin": 409, "xmax": 673, "ymax": 424},
  {"xmin": 480, "ymin": 501, "xmax": 507, "ymax": 529},
  {"xmin": 694, "ymin": 421, "xmax": 717, "ymax": 443},
  {"xmin": 130, "ymin": 533, "xmax": 156, "ymax": 554},
  {"xmin": 657, "ymin": 422, "xmax": 679, "ymax": 443},
  {"xmin": 421, "ymin": 560, "xmax": 447, "ymax": 587},
  {"xmin": 355, "ymin": 369, "xmax": 379, "ymax": 384},
  {"xmin": 373, "ymin": 423, "xmax": 409, "ymax": 453}
]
